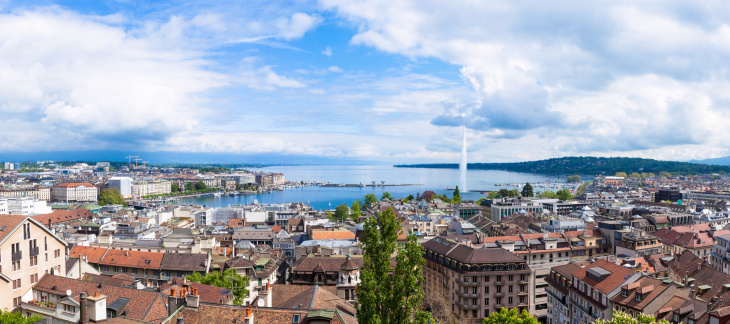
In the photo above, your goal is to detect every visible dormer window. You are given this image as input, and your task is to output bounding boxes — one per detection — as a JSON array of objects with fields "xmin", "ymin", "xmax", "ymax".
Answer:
[
  {"xmin": 622, "ymin": 289, "xmax": 628, "ymax": 297},
  {"xmin": 635, "ymin": 293, "xmax": 642, "ymax": 301}
]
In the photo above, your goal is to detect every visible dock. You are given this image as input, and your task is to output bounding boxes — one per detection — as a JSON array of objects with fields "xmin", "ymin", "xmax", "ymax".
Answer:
[{"xmin": 321, "ymin": 183, "xmax": 422, "ymax": 188}]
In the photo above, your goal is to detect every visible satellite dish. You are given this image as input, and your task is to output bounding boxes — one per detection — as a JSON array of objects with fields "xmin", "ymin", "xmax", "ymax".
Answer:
[
  {"xmin": 66, "ymin": 289, "xmax": 72, "ymax": 296},
  {"xmin": 257, "ymin": 299, "xmax": 265, "ymax": 307}
]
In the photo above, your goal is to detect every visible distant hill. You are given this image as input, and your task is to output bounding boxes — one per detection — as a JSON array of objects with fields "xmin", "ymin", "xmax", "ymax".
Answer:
[
  {"xmin": 395, "ymin": 156, "xmax": 730, "ymax": 175},
  {"xmin": 690, "ymin": 156, "xmax": 730, "ymax": 166}
]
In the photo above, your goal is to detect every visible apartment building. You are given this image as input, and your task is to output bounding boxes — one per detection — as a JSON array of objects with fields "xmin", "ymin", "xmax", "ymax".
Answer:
[
  {"xmin": 0, "ymin": 215, "xmax": 67, "ymax": 311},
  {"xmin": 569, "ymin": 259, "xmax": 641, "ymax": 324},
  {"xmin": 610, "ymin": 276, "xmax": 690, "ymax": 319},
  {"xmin": 546, "ymin": 263, "xmax": 581, "ymax": 324},
  {"xmin": 712, "ymin": 234, "xmax": 730, "ymax": 274},
  {"xmin": 615, "ymin": 231, "xmax": 663, "ymax": 258},
  {"xmin": 0, "ymin": 186, "xmax": 51, "ymax": 201},
  {"xmin": 422, "ymin": 237, "xmax": 532, "ymax": 323},
  {"xmin": 131, "ymin": 180, "xmax": 172, "ymax": 197},
  {"xmin": 485, "ymin": 197, "xmax": 544, "ymax": 222},
  {"xmin": 51, "ymin": 182, "xmax": 97, "ymax": 203}
]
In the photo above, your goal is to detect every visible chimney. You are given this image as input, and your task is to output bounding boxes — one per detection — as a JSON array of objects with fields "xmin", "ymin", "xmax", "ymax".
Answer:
[
  {"xmin": 79, "ymin": 292, "xmax": 87, "ymax": 323},
  {"xmin": 258, "ymin": 281, "xmax": 272, "ymax": 307},
  {"xmin": 245, "ymin": 305, "xmax": 254, "ymax": 324},
  {"xmin": 168, "ymin": 288, "xmax": 187, "ymax": 317},
  {"xmin": 176, "ymin": 317, "xmax": 184, "ymax": 324},
  {"xmin": 185, "ymin": 287, "xmax": 200, "ymax": 308},
  {"xmin": 86, "ymin": 291, "xmax": 107, "ymax": 322}
]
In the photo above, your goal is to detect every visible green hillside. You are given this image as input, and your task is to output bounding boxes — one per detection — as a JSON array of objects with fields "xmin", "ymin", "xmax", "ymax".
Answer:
[{"xmin": 394, "ymin": 156, "xmax": 730, "ymax": 175}]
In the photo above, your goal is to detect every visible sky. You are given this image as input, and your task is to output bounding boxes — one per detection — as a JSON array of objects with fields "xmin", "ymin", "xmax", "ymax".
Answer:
[{"xmin": 1, "ymin": 0, "xmax": 730, "ymax": 164}]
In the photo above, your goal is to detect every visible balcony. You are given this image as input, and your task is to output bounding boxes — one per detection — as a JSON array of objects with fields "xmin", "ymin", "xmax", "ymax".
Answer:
[
  {"xmin": 518, "ymin": 291, "xmax": 529, "ymax": 296},
  {"xmin": 12, "ymin": 251, "xmax": 22, "ymax": 261},
  {"xmin": 494, "ymin": 292, "xmax": 504, "ymax": 297},
  {"xmin": 519, "ymin": 280, "xmax": 528, "ymax": 284},
  {"xmin": 495, "ymin": 281, "xmax": 505, "ymax": 286},
  {"xmin": 455, "ymin": 290, "xmax": 479, "ymax": 298},
  {"xmin": 30, "ymin": 247, "xmax": 39, "ymax": 257},
  {"xmin": 458, "ymin": 281, "xmax": 480, "ymax": 287},
  {"xmin": 458, "ymin": 302, "xmax": 481, "ymax": 310},
  {"xmin": 21, "ymin": 301, "xmax": 58, "ymax": 317}
]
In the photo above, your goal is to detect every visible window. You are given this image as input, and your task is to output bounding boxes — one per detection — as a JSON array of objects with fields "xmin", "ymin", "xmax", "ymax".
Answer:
[
  {"xmin": 508, "ymin": 297, "xmax": 513, "ymax": 304},
  {"xmin": 63, "ymin": 304, "xmax": 76, "ymax": 314},
  {"xmin": 496, "ymin": 286, "xmax": 502, "ymax": 293},
  {"xmin": 509, "ymin": 285, "xmax": 513, "ymax": 293},
  {"xmin": 485, "ymin": 298, "xmax": 489, "ymax": 305},
  {"xmin": 12, "ymin": 260, "xmax": 20, "ymax": 271},
  {"xmin": 622, "ymin": 289, "xmax": 628, "ymax": 297},
  {"xmin": 484, "ymin": 276, "xmax": 490, "ymax": 282},
  {"xmin": 508, "ymin": 275, "xmax": 514, "ymax": 281},
  {"xmin": 497, "ymin": 275, "xmax": 502, "ymax": 282},
  {"xmin": 520, "ymin": 274, "xmax": 526, "ymax": 281},
  {"xmin": 13, "ymin": 297, "xmax": 21, "ymax": 307},
  {"xmin": 30, "ymin": 256, "xmax": 37, "ymax": 267},
  {"xmin": 485, "ymin": 286, "xmax": 489, "ymax": 293},
  {"xmin": 44, "ymin": 237, "xmax": 47, "ymax": 251},
  {"xmin": 292, "ymin": 314, "xmax": 300, "ymax": 323},
  {"xmin": 30, "ymin": 273, "xmax": 38, "ymax": 284},
  {"xmin": 635, "ymin": 293, "xmax": 642, "ymax": 301},
  {"xmin": 12, "ymin": 279, "xmax": 21, "ymax": 289}
]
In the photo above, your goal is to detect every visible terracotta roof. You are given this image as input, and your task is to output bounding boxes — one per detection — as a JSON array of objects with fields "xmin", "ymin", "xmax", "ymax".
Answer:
[
  {"xmin": 81, "ymin": 273, "xmax": 136, "ymax": 287},
  {"xmin": 0, "ymin": 215, "xmax": 27, "ymax": 243},
  {"xmin": 228, "ymin": 219, "xmax": 244, "ymax": 228},
  {"xmin": 69, "ymin": 245, "xmax": 109, "ymax": 264},
  {"xmin": 667, "ymin": 250, "xmax": 704, "ymax": 279},
  {"xmin": 32, "ymin": 208, "xmax": 93, "ymax": 226},
  {"xmin": 160, "ymin": 277, "xmax": 233, "ymax": 304},
  {"xmin": 179, "ymin": 304, "xmax": 313, "ymax": 324},
  {"xmin": 100, "ymin": 248, "xmax": 164, "ymax": 269},
  {"xmin": 53, "ymin": 182, "xmax": 95, "ymax": 188},
  {"xmin": 273, "ymin": 285, "xmax": 355, "ymax": 316},
  {"xmin": 311, "ymin": 230, "xmax": 356, "ymax": 241},
  {"xmin": 611, "ymin": 277, "xmax": 671, "ymax": 310},
  {"xmin": 34, "ymin": 274, "xmax": 168, "ymax": 323},
  {"xmin": 572, "ymin": 259, "xmax": 635, "ymax": 294},
  {"xmin": 271, "ymin": 284, "xmax": 338, "ymax": 307}
]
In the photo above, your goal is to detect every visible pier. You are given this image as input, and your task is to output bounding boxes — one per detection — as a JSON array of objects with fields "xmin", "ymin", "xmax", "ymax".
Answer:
[{"xmin": 321, "ymin": 182, "xmax": 422, "ymax": 188}]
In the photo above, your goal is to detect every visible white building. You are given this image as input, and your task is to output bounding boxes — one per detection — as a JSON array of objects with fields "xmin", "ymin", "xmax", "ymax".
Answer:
[
  {"xmin": 107, "ymin": 177, "xmax": 132, "ymax": 197},
  {"xmin": 2, "ymin": 197, "xmax": 53, "ymax": 215},
  {"xmin": 51, "ymin": 183, "xmax": 97, "ymax": 203},
  {"xmin": 131, "ymin": 181, "xmax": 172, "ymax": 197}
]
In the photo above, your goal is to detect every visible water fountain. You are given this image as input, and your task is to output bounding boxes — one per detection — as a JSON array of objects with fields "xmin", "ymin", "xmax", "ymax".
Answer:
[{"xmin": 460, "ymin": 125, "xmax": 467, "ymax": 192}]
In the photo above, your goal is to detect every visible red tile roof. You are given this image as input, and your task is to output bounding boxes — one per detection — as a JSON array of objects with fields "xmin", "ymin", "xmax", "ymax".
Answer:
[
  {"xmin": 34, "ymin": 274, "xmax": 168, "ymax": 323},
  {"xmin": 311, "ymin": 230, "xmax": 356, "ymax": 240},
  {"xmin": 32, "ymin": 208, "xmax": 93, "ymax": 226},
  {"xmin": 100, "ymin": 248, "xmax": 164, "ymax": 269},
  {"xmin": 53, "ymin": 182, "xmax": 95, "ymax": 188},
  {"xmin": 572, "ymin": 259, "xmax": 636, "ymax": 294},
  {"xmin": 69, "ymin": 245, "xmax": 110, "ymax": 264},
  {"xmin": 0, "ymin": 214, "xmax": 26, "ymax": 243}
]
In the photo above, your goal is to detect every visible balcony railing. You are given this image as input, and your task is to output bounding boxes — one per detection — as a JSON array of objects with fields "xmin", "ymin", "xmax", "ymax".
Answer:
[
  {"xmin": 12, "ymin": 251, "xmax": 22, "ymax": 261},
  {"xmin": 495, "ymin": 281, "xmax": 505, "ymax": 286},
  {"xmin": 458, "ymin": 281, "xmax": 480, "ymax": 287},
  {"xmin": 30, "ymin": 247, "xmax": 39, "ymax": 257},
  {"xmin": 458, "ymin": 301, "xmax": 481, "ymax": 310},
  {"xmin": 455, "ymin": 290, "xmax": 480, "ymax": 298},
  {"xmin": 494, "ymin": 292, "xmax": 504, "ymax": 297}
]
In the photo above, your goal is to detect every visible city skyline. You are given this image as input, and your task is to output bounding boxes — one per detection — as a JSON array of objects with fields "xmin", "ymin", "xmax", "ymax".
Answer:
[{"xmin": 1, "ymin": 1, "xmax": 729, "ymax": 163}]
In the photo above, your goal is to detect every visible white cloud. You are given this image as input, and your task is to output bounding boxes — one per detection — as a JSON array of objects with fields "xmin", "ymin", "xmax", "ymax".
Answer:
[
  {"xmin": 322, "ymin": 46, "xmax": 332, "ymax": 56},
  {"xmin": 328, "ymin": 66, "xmax": 344, "ymax": 73},
  {"xmin": 276, "ymin": 12, "xmax": 321, "ymax": 40}
]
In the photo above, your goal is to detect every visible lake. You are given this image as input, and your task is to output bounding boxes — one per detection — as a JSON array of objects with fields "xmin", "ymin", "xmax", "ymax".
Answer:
[{"xmin": 176, "ymin": 165, "xmax": 568, "ymax": 210}]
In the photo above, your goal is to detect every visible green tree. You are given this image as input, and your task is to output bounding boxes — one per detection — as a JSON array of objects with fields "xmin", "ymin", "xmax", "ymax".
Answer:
[
  {"xmin": 0, "ymin": 310, "xmax": 44, "ymax": 324},
  {"xmin": 171, "ymin": 183, "xmax": 179, "ymax": 192},
  {"xmin": 594, "ymin": 311, "xmax": 669, "ymax": 324},
  {"xmin": 556, "ymin": 188, "xmax": 572, "ymax": 201},
  {"xmin": 381, "ymin": 192, "xmax": 393, "ymax": 201},
  {"xmin": 659, "ymin": 171, "xmax": 672, "ymax": 178},
  {"xmin": 356, "ymin": 209, "xmax": 431, "ymax": 324},
  {"xmin": 334, "ymin": 204, "xmax": 350, "ymax": 223},
  {"xmin": 243, "ymin": 183, "xmax": 250, "ymax": 190},
  {"xmin": 186, "ymin": 268, "xmax": 249, "ymax": 305},
  {"xmin": 452, "ymin": 186, "xmax": 461, "ymax": 204},
  {"xmin": 629, "ymin": 172, "xmax": 641, "ymax": 178},
  {"xmin": 185, "ymin": 182, "xmax": 195, "ymax": 191},
  {"xmin": 539, "ymin": 190, "xmax": 557, "ymax": 198},
  {"xmin": 521, "ymin": 183, "xmax": 533, "ymax": 197},
  {"xmin": 482, "ymin": 308, "xmax": 538, "ymax": 324},
  {"xmin": 566, "ymin": 175, "xmax": 581, "ymax": 183},
  {"xmin": 404, "ymin": 195, "xmax": 415, "ymax": 203},
  {"xmin": 615, "ymin": 172, "xmax": 628, "ymax": 178},
  {"xmin": 98, "ymin": 187, "xmax": 125, "ymax": 205},
  {"xmin": 487, "ymin": 191, "xmax": 500, "ymax": 199},
  {"xmin": 365, "ymin": 193, "xmax": 378, "ymax": 206},
  {"xmin": 195, "ymin": 181, "xmax": 207, "ymax": 191},
  {"xmin": 351, "ymin": 200, "xmax": 362, "ymax": 219}
]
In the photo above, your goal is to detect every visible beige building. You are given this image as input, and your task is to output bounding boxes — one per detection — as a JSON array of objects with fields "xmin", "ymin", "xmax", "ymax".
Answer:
[
  {"xmin": 0, "ymin": 215, "xmax": 67, "ymax": 311},
  {"xmin": 131, "ymin": 181, "xmax": 172, "ymax": 197},
  {"xmin": 0, "ymin": 186, "xmax": 50, "ymax": 201},
  {"xmin": 51, "ymin": 183, "xmax": 97, "ymax": 203}
]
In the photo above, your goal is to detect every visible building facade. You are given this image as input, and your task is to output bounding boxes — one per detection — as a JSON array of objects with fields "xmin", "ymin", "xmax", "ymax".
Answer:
[{"xmin": 51, "ymin": 183, "xmax": 97, "ymax": 203}]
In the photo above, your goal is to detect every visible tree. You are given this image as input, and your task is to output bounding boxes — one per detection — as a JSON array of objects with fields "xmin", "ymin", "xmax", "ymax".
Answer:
[
  {"xmin": 521, "ymin": 183, "xmax": 533, "ymax": 197},
  {"xmin": 381, "ymin": 192, "xmax": 393, "ymax": 201},
  {"xmin": 185, "ymin": 182, "xmax": 195, "ymax": 191},
  {"xmin": 99, "ymin": 187, "xmax": 125, "ymax": 206},
  {"xmin": 419, "ymin": 191, "xmax": 436, "ymax": 201},
  {"xmin": 195, "ymin": 181, "xmax": 207, "ymax": 191},
  {"xmin": 365, "ymin": 193, "xmax": 378, "ymax": 206},
  {"xmin": 556, "ymin": 188, "xmax": 572, "ymax": 201},
  {"xmin": 629, "ymin": 172, "xmax": 641, "ymax": 178},
  {"xmin": 615, "ymin": 172, "xmax": 628, "ymax": 178},
  {"xmin": 351, "ymin": 200, "xmax": 362, "ymax": 219},
  {"xmin": 594, "ymin": 311, "xmax": 669, "ymax": 324},
  {"xmin": 356, "ymin": 208, "xmax": 431, "ymax": 324},
  {"xmin": 566, "ymin": 175, "xmax": 581, "ymax": 183},
  {"xmin": 483, "ymin": 308, "xmax": 537, "ymax": 324},
  {"xmin": 0, "ymin": 310, "xmax": 43, "ymax": 324},
  {"xmin": 659, "ymin": 171, "xmax": 672, "ymax": 178},
  {"xmin": 243, "ymin": 183, "xmax": 250, "ymax": 190},
  {"xmin": 404, "ymin": 195, "xmax": 415, "ymax": 203},
  {"xmin": 452, "ymin": 186, "xmax": 461, "ymax": 204},
  {"xmin": 171, "ymin": 183, "xmax": 179, "ymax": 192},
  {"xmin": 334, "ymin": 204, "xmax": 350, "ymax": 223},
  {"xmin": 487, "ymin": 191, "xmax": 500, "ymax": 199},
  {"xmin": 539, "ymin": 190, "xmax": 557, "ymax": 198},
  {"xmin": 186, "ymin": 268, "xmax": 249, "ymax": 305}
]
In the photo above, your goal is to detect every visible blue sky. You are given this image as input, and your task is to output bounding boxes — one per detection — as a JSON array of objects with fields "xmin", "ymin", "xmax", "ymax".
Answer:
[{"xmin": 1, "ymin": 0, "xmax": 730, "ymax": 163}]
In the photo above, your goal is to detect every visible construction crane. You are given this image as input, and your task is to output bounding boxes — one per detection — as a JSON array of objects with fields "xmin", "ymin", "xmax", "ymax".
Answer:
[
  {"xmin": 133, "ymin": 158, "xmax": 142, "ymax": 168},
  {"xmin": 142, "ymin": 161, "xmax": 149, "ymax": 168},
  {"xmin": 125, "ymin": 155, "xmax": 138, "ymax": 169}
]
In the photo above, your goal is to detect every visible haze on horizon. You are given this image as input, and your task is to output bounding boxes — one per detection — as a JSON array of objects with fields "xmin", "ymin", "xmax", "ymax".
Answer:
[{"xmin": 0, "ymin": 1, "xmax": 728, "ymax": 164}]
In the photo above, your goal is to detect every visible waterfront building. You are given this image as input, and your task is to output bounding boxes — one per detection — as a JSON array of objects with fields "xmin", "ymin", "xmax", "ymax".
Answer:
[{"xmin": 51, "ymin": 182, "xmax": 97, "ymax": 203}]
